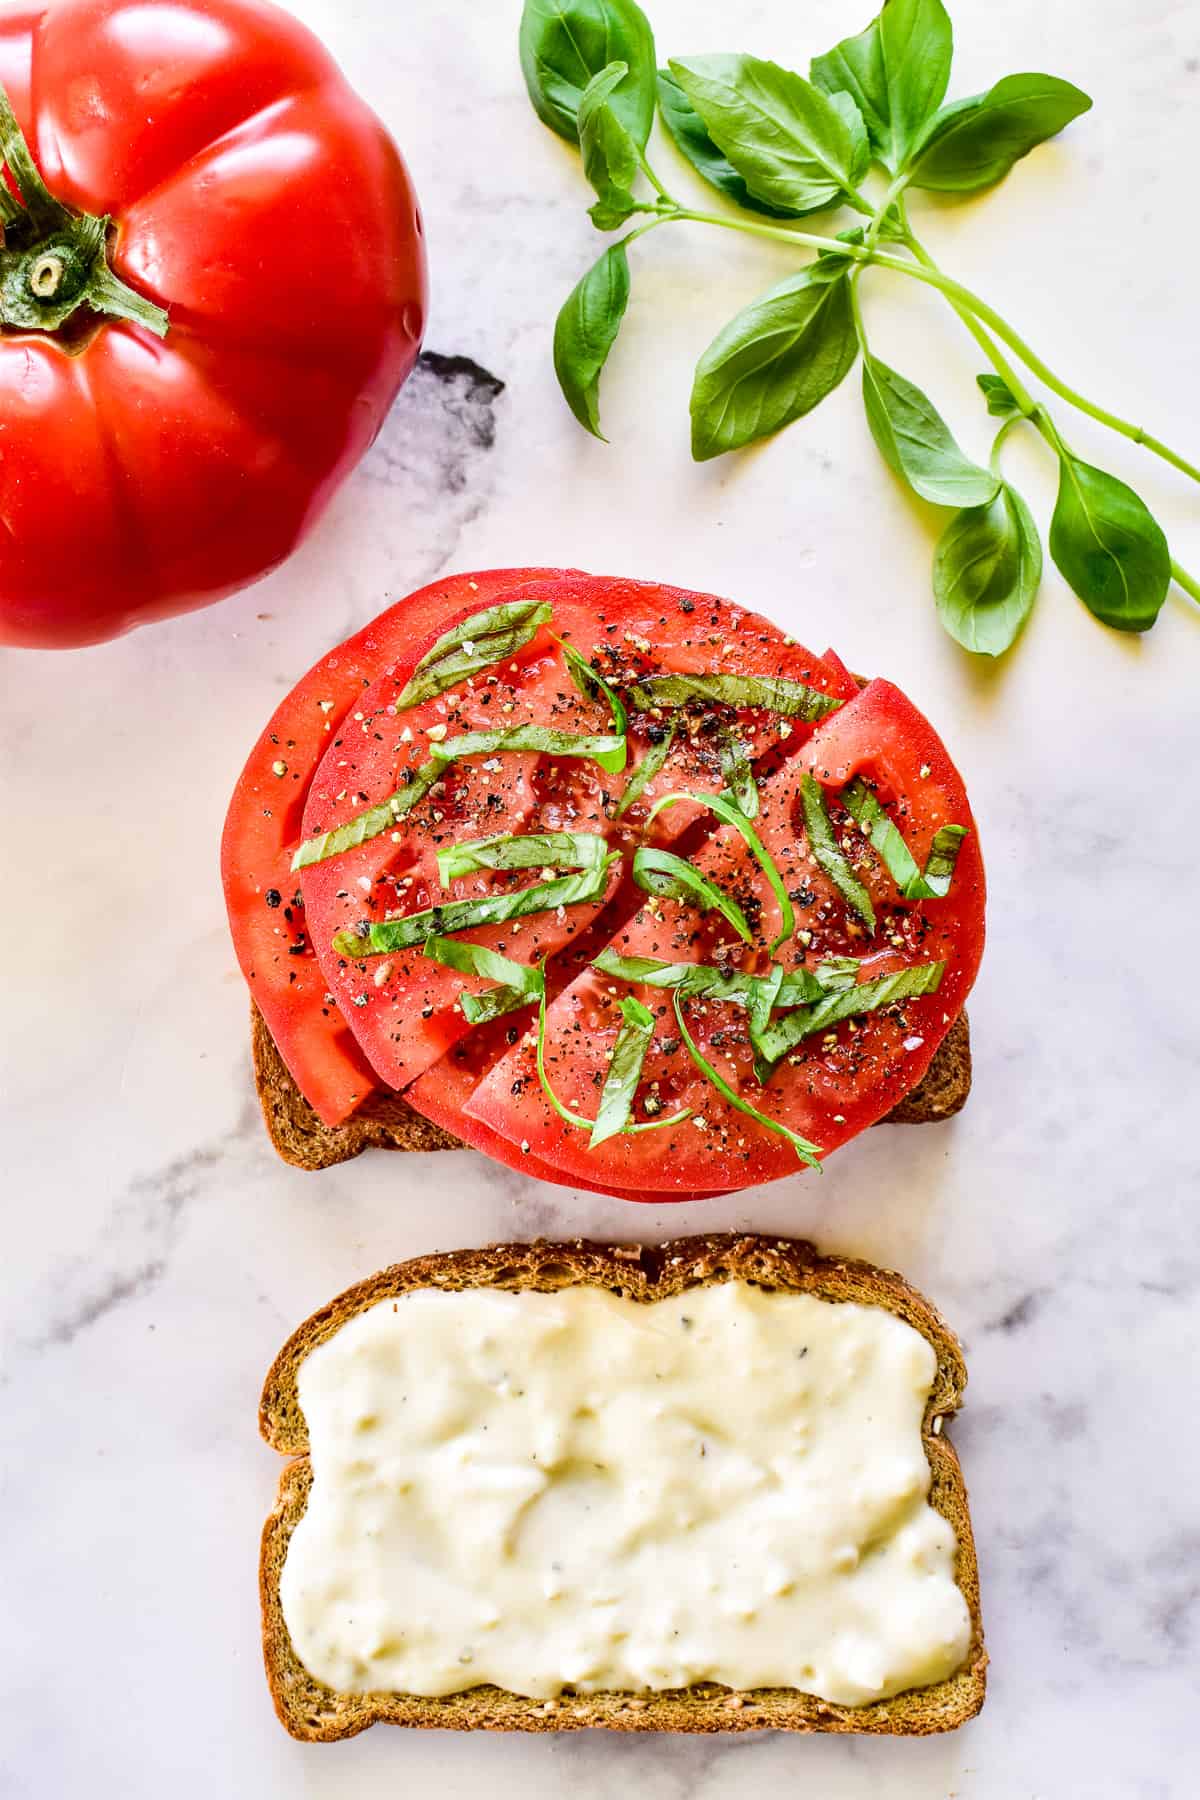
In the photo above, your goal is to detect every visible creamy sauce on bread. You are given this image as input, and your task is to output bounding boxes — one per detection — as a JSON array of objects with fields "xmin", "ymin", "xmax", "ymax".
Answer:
[{"xmin": 279, "ymin": 1282, "xmax": 970, "ymax": 1705}]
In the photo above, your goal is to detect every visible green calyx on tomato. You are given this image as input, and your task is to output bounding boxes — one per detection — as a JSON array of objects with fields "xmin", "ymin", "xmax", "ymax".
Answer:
[{"xmin": 0, "ymin": 82, "xmax": 167, "ymax": 338}]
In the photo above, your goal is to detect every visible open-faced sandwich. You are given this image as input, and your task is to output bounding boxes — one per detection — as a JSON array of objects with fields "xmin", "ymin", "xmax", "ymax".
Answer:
[{"xmin": 223, "ymin": 571, "xmax": 985, "ymax": 1199}]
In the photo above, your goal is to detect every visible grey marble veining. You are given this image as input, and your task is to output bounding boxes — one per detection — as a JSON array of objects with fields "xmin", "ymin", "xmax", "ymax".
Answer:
[{"xmin": 2, "ymin": 0, "xmax": 1199, "ymax": 1794}]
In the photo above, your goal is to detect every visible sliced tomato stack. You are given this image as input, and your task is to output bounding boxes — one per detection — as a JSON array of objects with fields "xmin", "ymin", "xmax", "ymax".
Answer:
[{"xmin": 222, "ymin": 570, "xmax": 984, "ymax": 1200}]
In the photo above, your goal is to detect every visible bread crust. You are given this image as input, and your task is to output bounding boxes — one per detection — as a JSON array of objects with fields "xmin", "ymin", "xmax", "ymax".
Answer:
[
  {"xmin": 260, "ymin": 1234, "xmax": 987, "ymax": 1740},
  {"xmin": 251, "ymin": 1003, "xmax": 972, "ymax": 1173}
]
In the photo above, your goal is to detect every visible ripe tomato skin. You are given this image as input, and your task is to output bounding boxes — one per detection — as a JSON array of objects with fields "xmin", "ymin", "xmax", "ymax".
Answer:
[
  {"xmin": 0, "ymin": 0, "xmax": 427, "ymax": 647},
  {"xmin": 221, "ymin": 569, "xmax": 569, "ymax": 1128}
]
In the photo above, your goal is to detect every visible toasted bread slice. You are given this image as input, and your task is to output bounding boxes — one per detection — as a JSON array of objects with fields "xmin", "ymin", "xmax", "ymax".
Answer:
[
  {"xmin": 260, "ymin": 1233, "xmax": 986, "ymax": 1739},
  {"xmin": 250, "ymin": 1004, "xmax": 972, "ymax": 1174}
]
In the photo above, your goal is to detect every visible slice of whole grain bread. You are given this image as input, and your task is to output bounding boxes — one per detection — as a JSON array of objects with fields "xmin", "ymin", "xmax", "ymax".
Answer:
[
  {"xmin": 250, "ymin": 1003, "xmax": 972, "ymax": 1173},
  {"xmin": 260, "ymin": 1232, "xmax": 987, "ymax": 1740}
]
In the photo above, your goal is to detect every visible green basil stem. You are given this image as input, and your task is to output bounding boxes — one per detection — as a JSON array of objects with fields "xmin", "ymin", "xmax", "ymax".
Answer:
[
  {"xmin": 644, "ymin": 789, "xmax": 795, "ymax": 952},
  {"xmin": 666, "ymin": 204, "xmax": 1200, "ymax": 489}
]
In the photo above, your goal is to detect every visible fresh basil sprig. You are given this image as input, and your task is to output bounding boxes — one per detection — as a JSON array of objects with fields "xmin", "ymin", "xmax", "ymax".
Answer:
[
  {"xmin": 690, "ymin": 266, "xmax": 858, "ymax": 461},
  {"xmin": 579, "ymin": 62, "xmax": 642, "ymax": 229},
  {"xmin": 520, "ymin": 0, "xmax": 656, "ymax": 146},
  {"xmin": 934, "ymin": 476, "xmax": 1042, "ymax": 655},
  {"xmin": 332, "ymin": 856, "xmax": 616, "ymax": 959},
  {"xmin": 392, "ymin": 599, "xmax": 552, "ymax": 712},
  {"xmin": 627, "ymin": 671, "xmax": 842, "ymax": 721},
  {"xmin": 523, "ymin": 0, "xmax": 1200, "ymax": 652},
  {"xmin": 1047, "ymin": 452, "xmax": 1171, "ymax": 633},
  {"xmin": 632, "ymin": 846, "xmax": 753, "ymax": 945},
  {"xmin": 656, "ymin": 68, "xmax": 810, "ymax": 220},
  {"xmin": 841, "ymin": 780, "xmax": 967, "ymax": 899},
  {"xmin": 430, "ymin": 724, "xmax": 628, "ymax": 775},
  {"xmin": 800, "ymin": 772, "xmax": 876, "ymax": 933},
  {"xmin": 667, "ymin": 54, "xmax": 868, "ymax": 216},
  {"xmin": 644, "ymin": 788, "xmax": 795, "ymax": 952},
  {"xmin": 752, "ymin": 961, "xmax": 946, "ymax": 1072},
  {"xmin": 424, "ymin": 937, "xmax": 543, "ymax": 1024},
  {"xmin": 436, "ymin": 830, "xmax": 609, "ymax": 884},
  {"xmin": 671, "ymin": 990, "xmax": 823, "ymax": 1169}
]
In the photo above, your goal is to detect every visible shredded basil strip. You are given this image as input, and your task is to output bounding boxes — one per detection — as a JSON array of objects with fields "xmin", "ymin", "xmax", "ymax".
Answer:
[
  {"xmin": 627, "ymin": 672, "xmax": 842, "ymax": 721},
  {"xmin": 437, "ymin": 830, "xmax": 609, "ymax": 884},
  {"xmin": 746, "ymin": 961, "xmax": 784, "ymax": 1084},
  {"xmin": 800, "ymin": 772, "xmax": 876, "ymax": 933},
  {"xmin": 671, "ymin": 991, "xmax": 823, "ymax": 1171},
  {"xmin": 644, "ymin": 789, "xmax": 795, "ymax": 953},
  {"xmin": 590, "ymin": 996, "xmax": 655, "ymax": 1146},
  {"xmin": 719, "ymin": 728, "xmax": 758, "ymax": 819},
  {"xmin": 332, "ymin": 857, "xmax": 616, "ymax": 959},
  {"xmin": 842, "ymin": 779, "xmax": 968, "ymax": 900},
  {"xmin": 430, "ymin": 724, "xmax": 627, "ymax": 775},
  {"xmin": 592, "ymin": 947, "xmax": 860, "ymax": 1006},
  {"xmin": 550, "ymin": 632, "xmax": 629, "ymax": 738},
  {"xmin": 632, "ymin": 845, "xmax": 753, "ymax": 945},
  {"xmin": 615, "ymin": 716, "xmax": 677, "ymax": 817},
  {"xmin": 753, "ymin": 962, "xmax": 946, "ymax": 1072},
  {"xmin": 291, "ymin": 763, "xmax": 440, "ymax": 871},
  {"xmin": 535, "ymin": 977, "xmax": 690, "ymax": 1140},
  {"xmin": 423, "ymin": 936, "xmax": 542, "ymax": 1025},
  {"xmin": 392, "ymin": 598, "xmax": 553, "ymax": 712}
]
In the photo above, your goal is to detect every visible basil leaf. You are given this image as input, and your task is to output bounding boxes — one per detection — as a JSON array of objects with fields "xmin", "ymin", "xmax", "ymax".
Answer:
[
  {"xmin": 534, "ymin": 973, "xmax": 691, "ymax": 1138},
  {"xmin": 811, "ymin": 0, "xmax": 953, "ymax": 173},
  {"xmin": 672, "ymin": 991, "xmax": 823, "ymax": 1169},
  {"xmin": 590, "ymin": 995, "xmax": 655, "ymax": 1144},
  {"xmin": 668, "ymin": 54, "xmax": 865, "ymax": 215},
  {"xmin": 628, "ymin": 671, "xmax": 842, "ymax": 720},
  {"xmin": 977, "ymin": 372, "xmax": 1019, "ymax": 418},
  {"xmin": 393, "ymin": 598, "xmax": 554, "ymax": 711},
  {"xmin": 291, "ymin": 762, "xmax": 440, "ymax": 870},
  {"xmin": 437, "ymin": 830, "xmax": 610, "ymax": 883},
  {"xmin": 1048, "ymin": 456, "xmax": 1170, "ymax": 633},
  {"xmin": 655, "ymin": 68, "xmax": 812, "ymax": 220},
  {"xmin": 579, "ymin": 62, "xmax": 641, "ymax": 228},
  {"xmin": 746, "ymin": 959, "xmax": 784, "ymax": 1084},
  {"xmin": 633, "ymin": 846, "xmax": 753, "ymax": 945},
  {"xmin": 934, "ymin": 480, "xmax": 1042, "ymax": 656},
  {"xmin": 615, "ymin": 716, "xmax": 676, "ymax": 817},
  {"xmin": 909, "ymin": 73, "xmax": 1092, "ymax": 194},
  {"xmin": 592, "ymin": 947, "xmax": 860, "ymax": 1007},
  {"xmin": 800, "ymin": 771, "xmax": 875, "ymax": 932},
  {"xmin": 690, "ymin": 268, "xmax": 858, "ymax": 461},
  {"xmin": 424, "ymin": 936, "xmax": 542, "ymax": 1025},
  {"xmin": 554, "ymin": 239, "xmax": 631, "ymax": 439},
  {"xmin": 842, "ymin": 779, "xmax": 968, "ymax": 898},
  {"xmin": 719, "ymin": 729, "xmax": 758, "ymax": 819},
  {"xmin": 430, "ymin": 724, "xmax": 628, "ymax": 774},
  {"xmin": 862, "ymin": 356, "xmax": 999, "ymax": 507},
  {"xmin": 333, "ymin": 858, "xmax": 616, "ymax": 958},
  {"xmin": 753, "ymin": 960, "xmax": 945, "ymax": 1070},
  {"xmin": 519, "ymin": 0, "xmax": 656, "ymax": 148},
  {"xmin": 644, "ymin": 789, "xmax": 795, "ymax": 953},
  {"xmin": 551, "ymin": 632, "xmax": 628, "ymax": 735}
]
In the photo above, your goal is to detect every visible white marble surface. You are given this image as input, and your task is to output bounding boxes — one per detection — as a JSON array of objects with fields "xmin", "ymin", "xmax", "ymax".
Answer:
[{"xmin": 3, "ymin": 0, "xmax": 1199, "ymax": 1792}]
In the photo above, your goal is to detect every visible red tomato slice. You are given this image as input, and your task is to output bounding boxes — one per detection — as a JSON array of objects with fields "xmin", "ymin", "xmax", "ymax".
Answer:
[
  {"xmin": 465, "ymin": 679, "xmax": 985, "ymax": 1192},
  {"xmin": 221, "ymin": 568, "xmax": 570, "ymax": 1126},
  {"xmin": 299, "ymin": 573, "xmax": 855, "ymax": 1097}
]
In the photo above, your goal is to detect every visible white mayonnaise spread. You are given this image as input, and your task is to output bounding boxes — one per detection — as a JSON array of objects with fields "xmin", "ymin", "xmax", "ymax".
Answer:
[{"xmin": 279, "ymin": 1281, "xmax": 970, "ymax": 1704}]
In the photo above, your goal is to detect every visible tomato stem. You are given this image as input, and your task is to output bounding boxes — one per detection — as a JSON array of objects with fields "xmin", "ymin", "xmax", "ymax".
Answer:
[{"xmin": 0, "ymin": 78, "xmax": 168, "ymax": 338}]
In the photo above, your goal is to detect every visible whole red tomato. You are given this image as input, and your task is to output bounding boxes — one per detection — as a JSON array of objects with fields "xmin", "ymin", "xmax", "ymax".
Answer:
[{"xmin": 0, "ymin": 0, "xmax": 426, "ymax": 647}]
